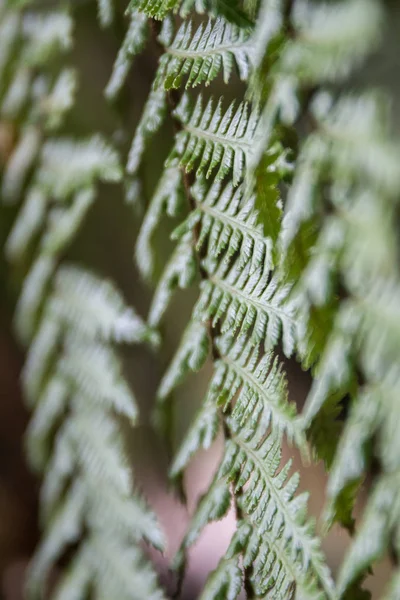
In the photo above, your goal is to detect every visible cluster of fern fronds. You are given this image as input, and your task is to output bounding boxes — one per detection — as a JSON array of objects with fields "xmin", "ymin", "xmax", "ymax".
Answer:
[{"xmin": 1, "ymin": 0, "xmax": 400, "ymax": 598}]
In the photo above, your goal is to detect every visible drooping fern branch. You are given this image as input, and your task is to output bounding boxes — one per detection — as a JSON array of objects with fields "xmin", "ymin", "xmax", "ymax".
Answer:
[
  {"xmin": 1, "ymin": 2, "xmax": 166, "ymax": 598},
  {"xmin": 111, "ymin": 2, "xmax": 336, "ymax": 598}
]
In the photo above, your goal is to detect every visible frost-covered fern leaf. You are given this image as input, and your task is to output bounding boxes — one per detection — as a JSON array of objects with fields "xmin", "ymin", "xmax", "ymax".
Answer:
[
  {"xmin": 154, "ymin": 17, "xmax": 252, "ymax": 90},
  {"xmin": 169, "ymin": 93, "xmax": 259, "ymax": 186},
  {"xmin": 105, "ymin": 9, "xmax": 148, "ymax": 100}
]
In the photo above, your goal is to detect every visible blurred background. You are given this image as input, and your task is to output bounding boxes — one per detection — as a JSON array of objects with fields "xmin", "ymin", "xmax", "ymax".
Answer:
[{"xmin": 1, "ymin": 1, "xmax": 400, "ymax": 598}]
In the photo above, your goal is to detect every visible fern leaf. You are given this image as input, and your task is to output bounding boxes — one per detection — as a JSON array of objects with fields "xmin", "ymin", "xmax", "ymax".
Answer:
[
  {"xmin": 148, "ymin": 232, "xmax": 198, "ymax": 327},
  {"xmin": 337, "ymin": 475, "xmax": 398, "ymax": 595},
  {"xmin": 129, "ymin": 0, "xmax": 180, "ymax": 20},
  {"xmin": 221, "ymin": 427, "xmax": 335, "ymax": 598},
  {"xmin": 38, "ymin": 136, "xmax": 121, "ymax": 199},
  {"xmin": 169, "ymin": 397, "xmax": 220, "ymax": 477},
  {"xmin": 22, "ymin": 317, "xmax": 62, "ymax": 406},
  {"xmin": 155, "ymin": 17, "xmax": 252, "ymax": 90},
  {"xmin": 383, "ymin": 572, "xmax": 400, "ymax": 600},
  {"xmin": 194, "ymin": 261, "xmax": 297, "ymax": 356},
  {"xmin": 58, "ymin": 336, "xmax": 138, "ymax": 421},
  {"xmin": 173, "ymin": 478, "xmax": 232, "ymax": 572},
  {"xmin": 52, "ymin": 546, "xmax": 91, "ymax": 600},
  {"xmin": 199, "ymin": 553, "xmax": 242, "ymax": 600},
  {"xmin": 48, "ymin": 266, "xmax": 157, "ymax": 344},
  {"xmin": 170, "ymin": 331, "xmax": 306, "ymax": 476},
  {"xmin": 84, "ymin": 536, "xmax": 166, "ymax": 600},
  {"xmin": 324, "ymin": 388, "xmax": 379, "ymax": 527},
  {"xmin": 169, "ymin": 93, "xmax": 258, "ymax": 186},
  {"xmin": 157, "ymin": 320, "xmax": 210, "ymax": 400},
  {"xmin": 216, "ymin": 333, "xmax": 306, "ymax": 449},
  {"xmin": 127, "ymin": 88, "xmax": 168, "ymax": 175},
  {"xmin": 27, "ymin": 479, "xmax": 86, "ymax": 597},
  {"xmin": 175, "ymin": 176, "xmax": 274, "ymax": 274},
  {"xmin": 22, "ymin": 12, "xmax": 73, "ymax": 66},
  {"xmin": 105, "ymin": 10, "xmax": 148, "ymax": 100},
  {"xmin": 5, "ymin": 187, "xmax": 48, "ymax": 260},
  {"xmin": 97, "ymin": 0, "xmax": 114, "ymax": 27},
  {"xmin": 26, "ymin": 375, "xmax": 69, "ymax": 471},
  {"xmin": 40, "ymin": 68, "xmax": 77, "ymax": 130},
  {"xmin": 135, "ymin": 165, "xmax": 186, "ymax": 280},
  {"xmin": 280, "ymin": 0, "xmax": 382, "ymax": 83},
  {"xmin": 1, "ymin": 126, "xmax": 41, "ymax": 203}
]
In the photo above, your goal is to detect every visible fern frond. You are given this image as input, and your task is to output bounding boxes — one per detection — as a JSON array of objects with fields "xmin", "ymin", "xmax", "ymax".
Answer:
[
  {"xmin": 38, "ymin": 135, "xmax": 121, "ymax": 198},
  {"xmin": 127, "ymin": 88, "xmax": 168, "ymax": 175},
  {"xmin": 148, "ymin": 232, "xmax": 198, "ymax": 327},
  {"xmin": 216, "ymin": 333, "xmax": 306, "ymax": 448},
  {"xmin": 155, "ymin": 16, "xmax": 252, "ymax": 90},
  {"xmin": 105, "ymin": 10, "xmax": 148, "ymax": 100},
  {"xmin": 169, "ymin": 330, "xmax": 307, "ymax": 477},
  {"xmin": 49, "ymin": 266, "xmax": 157, "ymax": 344},
  {"xmin": 179, "ymin": 0, "xmax": 254, "ymax": 26},
  {"xmin": 22, "ymin": 11, "xmax": 73, "ymax": 66},
  {"xmin": 40, "ymin": 68, "xmax": 77, "ymax": 130},
  {"xmin": 135, "ymin": 165, "xmax": 185, "ymax": 280},
  {"xmin": 169, "ymin": 397, "xmax": 220, "ymax": 477},
  {"xmin": 97, "ymin": 0, "xmax": 114, "ymax": 28},
  {"xmin": 220, "ymin": 427, "xmax": 335, "ymax": 598},
  {"xmin": 173, "ymin": 478, "xmax": 231, "ymax": 570},
  {"xmin": 195, "ymin": 261, "xmax": 297, "ymax": 356},
  {"xmin": 157, "ymin": 319, "xmax": 210, "ymax": 400},
  {"xmin": 337, "ymin": 474, "xmax": 399, "ymax": 595},
  {"xmin": 175, "ymin": 177, "xmax": 274, "ymax": 274},
  {"xmin": 169, "ymin": 93, "xmax": 258, "ymax": 186},
  {"xmin": 129, "ymin": 0, "xmax": 180, "ymax": 20},
  {"xmin": 281, "ymin": 0, "xmax": 382, "ymax": 83},
  {"xmin": 1, "ymin": 126, "xmax": 41, "ymax": 202},
  {"xmin": 175, "ymin": 417, "xmax": 334, "ymax": 599}
]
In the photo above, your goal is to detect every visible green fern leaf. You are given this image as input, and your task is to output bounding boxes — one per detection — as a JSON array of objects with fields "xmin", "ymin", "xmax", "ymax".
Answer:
[
  {"xmin": 129, "ymin": 0, "xmax": 180, "ymax": 20},
  {"xmin": 169, "ymin": 93, "xmax": 258, "ymax": 186},
  {"xmin": 105, "ymin": 10, "xmax": 148, "ymax": 100},
  {"xmin": 127, "ymin": 88, "xmax": 168, "ymax": 175},
  {"xmin": 157, "ymin": 319, "xmax": 210, "ymax": 400},
  {"xmin": 155, "ymin": 16, "xmax": 252, "ymax": 90},
  {"xmin": 194, "ymin": 262, "xmax": 297, "ymax": 356},
  {"xmin": 135, "ymin": 165, "xmax": 186, "ymax": 280}
]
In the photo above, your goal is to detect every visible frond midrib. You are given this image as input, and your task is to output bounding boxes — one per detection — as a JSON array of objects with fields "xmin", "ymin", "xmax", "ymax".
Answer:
[
  {"xmin": 199, "ymin": 201, "xmax": 265, "ymax": 245},
  {"xmin": 219, "ymin": 353, "xmax": 301, "ymax": 442},
  {"xmin": 184, "ymin": 122, "xmax": 253, "ymax": 152},
  {"xmin": 166, "ymin": 40, "xmax": 250, "ymax": 60},
  {"xmin": 208, "ymin": 272, "xmax": 294, "ymax": 325}
]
